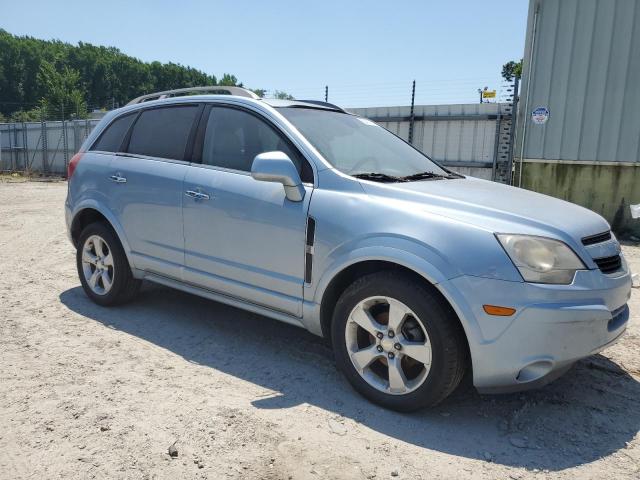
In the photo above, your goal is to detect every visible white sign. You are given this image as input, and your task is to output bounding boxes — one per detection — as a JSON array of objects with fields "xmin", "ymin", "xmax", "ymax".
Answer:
[{"xmin": 531, "ymin": 107, "xmax": 550, "ymax": 125}]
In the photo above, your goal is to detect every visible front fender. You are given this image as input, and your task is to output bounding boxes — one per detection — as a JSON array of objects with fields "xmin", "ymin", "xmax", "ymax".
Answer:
[
  {"xmin": 312, "ymin": 245, "xmax": 451, "ymax": 310},
  {"xmin": 305, "ymin": 237, "xmax": 485, "ymax": 363},
  {"xmin": 311, "ymin": 233, "xmax": 463, "ymax": 306}
]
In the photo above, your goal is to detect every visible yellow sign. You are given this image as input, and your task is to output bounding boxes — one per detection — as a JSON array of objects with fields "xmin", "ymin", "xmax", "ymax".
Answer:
[{"xmin": 482, "ymin": 90, "xmax": 496, "ymax": 98}]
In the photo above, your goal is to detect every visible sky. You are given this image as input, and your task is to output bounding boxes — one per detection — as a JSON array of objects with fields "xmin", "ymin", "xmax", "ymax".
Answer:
[{"xmin": 0, "ymin": 0, "xmax": 530, "ymax": 108}]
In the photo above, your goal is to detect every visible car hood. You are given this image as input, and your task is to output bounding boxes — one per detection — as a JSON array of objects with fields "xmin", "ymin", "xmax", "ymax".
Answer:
[{"xmin": 358, "ymin": 176, "xmax": 610, "ymax": 243}]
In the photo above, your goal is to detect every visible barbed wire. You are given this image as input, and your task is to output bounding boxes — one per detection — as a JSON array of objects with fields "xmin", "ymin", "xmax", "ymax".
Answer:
[{"xmin": 1, "ymin": 77, "xmax": 518, "ymax": 121}]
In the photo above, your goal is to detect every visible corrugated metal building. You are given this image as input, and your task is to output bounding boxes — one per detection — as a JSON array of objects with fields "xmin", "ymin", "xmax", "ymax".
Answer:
[{"xmin": 516, "ymin": 0, "xmax": 640, "ymax": 236}]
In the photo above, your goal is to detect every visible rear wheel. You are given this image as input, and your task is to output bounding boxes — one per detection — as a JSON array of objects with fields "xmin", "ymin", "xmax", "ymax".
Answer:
[
  {"xmin": 332, "ymin": 271, "xmax": 466, "ymax": 411},
  {"xmin": 76, "ymin": 222, "xmax": 140, "ymax": 306}
]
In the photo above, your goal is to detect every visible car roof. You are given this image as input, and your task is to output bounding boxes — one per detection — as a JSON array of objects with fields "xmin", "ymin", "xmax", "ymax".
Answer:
[
  {"xmin": 261, "ymin": 98, "xmax": 344, "ymax": 111},
  {"xmin": 125, "ymin": 86, "xmax": 345, "ymax": 112},
  {"xmin": 130, "ymin": 96, "xmax": 344, "ymax": 113}
]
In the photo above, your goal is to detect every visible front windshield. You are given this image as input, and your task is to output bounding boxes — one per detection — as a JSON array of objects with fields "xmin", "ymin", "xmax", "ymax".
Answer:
[{"xmin": 278, "ymin": 107, "xmax": 450, "ymax": 179}]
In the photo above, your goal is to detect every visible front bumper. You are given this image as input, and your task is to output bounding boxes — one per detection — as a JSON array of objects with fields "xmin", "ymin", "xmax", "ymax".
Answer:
[{"xmin": 442, "ymin": 263, "xmax": 632, "ymax": 393}]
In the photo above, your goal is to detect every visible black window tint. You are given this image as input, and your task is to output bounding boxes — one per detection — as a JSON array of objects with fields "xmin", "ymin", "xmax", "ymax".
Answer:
[
  {"xmin": 91, "ymin": 113, "xmax": 136, "ymax": 152},
  {"xmin": 202, "ymin": 107, "xmax": 303, "ymax": 173},
  {"xmin": 127, "ymin": 105, "xmax": 199, "ymax": 160}
]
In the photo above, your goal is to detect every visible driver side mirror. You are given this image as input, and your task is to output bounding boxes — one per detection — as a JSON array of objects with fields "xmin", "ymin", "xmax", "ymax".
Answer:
[{"xmin": 251, "ymin": 151, "xmax": 305, "ymax": 202}]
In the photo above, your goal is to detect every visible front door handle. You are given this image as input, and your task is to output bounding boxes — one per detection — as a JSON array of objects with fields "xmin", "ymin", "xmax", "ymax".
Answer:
[
  {"xmin": 109, "ymin": 173, "xmax": 127, "ymax": 183},
  {"xmin": 185, "ymin": 190, "xmax": 210, "ymax": 200}
]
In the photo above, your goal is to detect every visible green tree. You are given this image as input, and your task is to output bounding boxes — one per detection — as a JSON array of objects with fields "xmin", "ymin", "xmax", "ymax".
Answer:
[
  {"xmin": 10, "ymin": 107, "xmax": 43, "ymax": 122},
  {"xmin": 219, "ymin": 73, "xmax": 240, "ymax": 86},
  {"xmin": 501, "ymin": 59, "xmax": 523, "ymax": 81},
  {"xmin": 0, "ymin": 29, "xmax": 238, "ymax": 118},
  {"xmin": 37, "ymin": 60, "xmax": 87, "ymax": 119},
  {"xmin": 68, "ymin": 89, "xmax": 88, "ymax": 119},
  {"xmin": 273, "ymin": 90, "xmax": 295, "ymax": 100}
]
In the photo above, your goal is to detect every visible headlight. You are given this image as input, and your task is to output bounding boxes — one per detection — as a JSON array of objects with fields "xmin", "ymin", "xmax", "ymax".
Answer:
[{"xmin": 496, "ymin": 234, "xmax": 586, "ymax": 284}]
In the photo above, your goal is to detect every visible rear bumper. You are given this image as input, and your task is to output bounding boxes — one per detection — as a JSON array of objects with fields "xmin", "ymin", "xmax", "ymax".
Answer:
[
  {"xmin": 64, "ymin": 201, "xmax": 73, "ymax": 245},
  {"xmin": 441, "ymin": 262, "xmax": 632, "ymax": 393}
]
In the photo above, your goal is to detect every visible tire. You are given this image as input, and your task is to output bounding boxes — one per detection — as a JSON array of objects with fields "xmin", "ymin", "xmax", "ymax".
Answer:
[
  {"xmin": 76, "ymin": 222, "xmax": 141, "ymax": 306},
  {"xmin": 331, "ymin": 271, "xmax": 467, "ymax": 411}
]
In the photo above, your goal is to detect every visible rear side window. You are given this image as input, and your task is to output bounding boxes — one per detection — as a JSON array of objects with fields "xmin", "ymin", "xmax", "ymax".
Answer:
[
  {"xmin": 127, "ymin": 105, "xmax": 199, "ymax": 160},
  {"xmin": 91, "ymin": 113, "xmax": 136, "ymax": 153},
  {"xmin": 202, "ymin": 107, "xmax": 305, "ymax": 174}
]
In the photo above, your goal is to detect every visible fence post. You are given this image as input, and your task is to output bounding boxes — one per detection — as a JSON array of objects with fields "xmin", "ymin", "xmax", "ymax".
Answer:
[
  {"xmin": 408, "ymin": 80, "xmax": 416, "ymax": 144},
  {"xmin": 22, "ymin": 122, "xmax": 27, "ymax": 173},
  {"xmin": 41, "ymin": 110, "xmax": 48, "ymax": 175},
  {"xmin": 12, "ymin": 123, "xmax": 18, "ymax": 171},
  {"xmin": 9, "ymin": 123, "xmax": 18, "ymax": 172},
  {"xmin": 491, "ymin": 115, "xmax": 501, "ymax": 181},
  {"xmin": 61, "ymin": 102, "xmax": 69, "ymax": 174}
]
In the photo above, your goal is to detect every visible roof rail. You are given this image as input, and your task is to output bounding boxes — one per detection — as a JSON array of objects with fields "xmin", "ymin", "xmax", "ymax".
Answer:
[
  {"xmin": 297, "ymin": 99, "xmax": 345, "ymax": 111},
  {"xmin": 126, "ymin": 86, "xmax": 260, "ymax": 105}
]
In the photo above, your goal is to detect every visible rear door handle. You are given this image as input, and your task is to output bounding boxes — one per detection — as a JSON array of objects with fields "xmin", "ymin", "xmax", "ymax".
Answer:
[
  {"xmin": 185, "ymin": 190, "xmax": 210, "ymax": 200},
  {"xmin": 109, "ymin": 174, "xmax": 127, "ymax": 183}
]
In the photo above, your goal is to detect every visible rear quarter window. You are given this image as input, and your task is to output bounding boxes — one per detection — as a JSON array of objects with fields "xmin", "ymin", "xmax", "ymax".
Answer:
[
  {"xmin": 90, "ymin": 113, "xmax": 137, "ymax": 153},
  {"xmin": 127, "ymin": 105, "xmax": 199, "ymax": 160}
]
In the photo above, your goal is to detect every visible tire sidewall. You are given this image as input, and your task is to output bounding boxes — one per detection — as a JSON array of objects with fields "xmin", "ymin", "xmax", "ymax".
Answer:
[
  {"xmin": 332, "ymin": 273, "xmax": 459, "ymax": 411},
  {"xmin": 76, "ymin": 222, "xmax": 130, "ymax": 306}
]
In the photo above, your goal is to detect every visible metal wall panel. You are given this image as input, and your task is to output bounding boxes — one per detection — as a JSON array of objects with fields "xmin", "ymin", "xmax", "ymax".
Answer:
[
  {"xmin": 517, "ymin": 0, "xmax": 640, "ymax": 163},
  {"xmin": 0, "ymin": 120, "xmax": 99, "ymax": 175},
  {"xmin": 3, "ymin": 104, "xmax": 506, "ymax": 179},
  {"xmin": 349, "ymin": 103, "xmax": 505, "ymax": 170}
]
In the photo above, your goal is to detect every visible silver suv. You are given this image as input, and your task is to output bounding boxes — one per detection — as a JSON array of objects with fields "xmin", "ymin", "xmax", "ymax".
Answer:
[{"xmin": 66, "ymin": 86, "xmax": 632, "ymax": 411}]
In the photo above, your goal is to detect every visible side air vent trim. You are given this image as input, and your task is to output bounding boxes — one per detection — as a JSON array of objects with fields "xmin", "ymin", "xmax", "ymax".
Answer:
[{"xmin": 304, "ymin": 217, "xmax": 316, "ymax": 284}]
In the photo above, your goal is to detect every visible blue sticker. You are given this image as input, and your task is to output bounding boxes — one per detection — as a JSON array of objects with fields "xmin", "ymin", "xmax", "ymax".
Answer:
[{"xmin": 531, "ymin": 107, "xmax": 550, "ymax": 125}]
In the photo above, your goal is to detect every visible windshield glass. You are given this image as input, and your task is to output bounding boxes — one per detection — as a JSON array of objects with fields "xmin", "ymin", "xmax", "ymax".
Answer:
[{"xmin": 278, "ymin": 108, "xmax": 449, "ymax": 179}]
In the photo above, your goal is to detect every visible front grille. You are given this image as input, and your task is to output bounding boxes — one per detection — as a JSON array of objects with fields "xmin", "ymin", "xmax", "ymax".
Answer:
[
  {"xmin": 582, "ymin": 230, "xmax": 612, "ymax": 246},
  {"xmin": 593, "ymin": 255, "xmax": 622, "ymax": 274}
]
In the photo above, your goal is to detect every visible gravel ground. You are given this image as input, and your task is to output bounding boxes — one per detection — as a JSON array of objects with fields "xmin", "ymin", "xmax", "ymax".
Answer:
[{"xmin": 1, "ymin": 181, "xmax": 639, "ymax": 480}]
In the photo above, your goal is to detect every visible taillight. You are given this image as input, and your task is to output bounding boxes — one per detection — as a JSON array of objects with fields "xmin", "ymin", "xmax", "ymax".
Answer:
[{"xmin": 67, "ymin": 152, "xmax": 84, "ymax": 179}]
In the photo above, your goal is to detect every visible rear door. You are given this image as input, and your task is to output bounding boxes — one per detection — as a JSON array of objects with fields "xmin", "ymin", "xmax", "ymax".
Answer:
[
  {"xmin": 182, "ymin": 105, "xmax": 314, "ymax": 316},
  {"xmin": 105, "ymin": 104, "xmax": 202, "ymax": 279}
]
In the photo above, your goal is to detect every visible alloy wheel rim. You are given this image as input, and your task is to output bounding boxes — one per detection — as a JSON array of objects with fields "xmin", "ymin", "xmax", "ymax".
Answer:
[
  {"xmin": 81, "ymin": 235, "xmax": 114, "ymax": 295},
  {"xmin": 344, "ymin": 296, "xmax": 432, "ymax": 395}
]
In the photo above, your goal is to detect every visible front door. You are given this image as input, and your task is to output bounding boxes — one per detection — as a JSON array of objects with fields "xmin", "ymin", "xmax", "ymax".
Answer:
[{"xmin": 182, "ymin": 106, "xmax": 313, "ymax": 316}]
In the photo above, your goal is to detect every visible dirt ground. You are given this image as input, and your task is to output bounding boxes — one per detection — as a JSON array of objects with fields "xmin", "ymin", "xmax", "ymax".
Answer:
[{"xmin": 1, "ymin": 181, "xmax": 639, "ymax": 480}]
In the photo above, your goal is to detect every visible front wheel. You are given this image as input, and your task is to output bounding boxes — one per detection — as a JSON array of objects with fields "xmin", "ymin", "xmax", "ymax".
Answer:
[
  {"xmin": 76, "ymin": 222, "xmax": 140, "ymax": 306},
  {"xmin": 331, "ymin": 271, "xmax": 467, "ymax": 411}
]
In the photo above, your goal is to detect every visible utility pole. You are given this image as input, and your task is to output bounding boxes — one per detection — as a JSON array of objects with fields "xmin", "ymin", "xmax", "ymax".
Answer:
[
  {"xmin": 506, "ymin": 76, "xmax": 520, "ymax": 185},
  {"xmin": 408, "ymin": 80, "xmax": 416, "ymax": 144}
]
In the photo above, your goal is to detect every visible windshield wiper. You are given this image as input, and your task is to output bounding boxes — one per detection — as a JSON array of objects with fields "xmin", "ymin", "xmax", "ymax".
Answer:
[
  {"xmin": 352, "ymin": 172, "xmax": 407, "ymax": 183},
  {"xmin": 401, "ymin": 171, "xmax": 460, "ymax": 181}
]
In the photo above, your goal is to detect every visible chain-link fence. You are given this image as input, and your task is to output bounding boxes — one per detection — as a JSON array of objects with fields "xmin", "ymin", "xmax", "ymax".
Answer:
[{"xmin": 0, "ymin": 119, "xmax": 100, "ymax": 176}]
